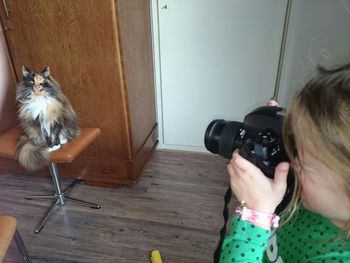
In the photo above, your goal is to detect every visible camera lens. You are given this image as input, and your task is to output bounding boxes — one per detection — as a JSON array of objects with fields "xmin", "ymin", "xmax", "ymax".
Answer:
[
  {"xmin": 204, "ymin": 120, "xmax": 243, "ymax": 159},
  {"xmin": 204, "ymin": 120, "xmax": 225, "ymax": 154}
]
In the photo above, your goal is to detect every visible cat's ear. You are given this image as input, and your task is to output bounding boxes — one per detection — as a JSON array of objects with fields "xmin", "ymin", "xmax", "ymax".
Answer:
[
  {"xmin": 40, "ymin": 67, "xmax": 50, "ymax": 78},
  {"xmin": 22, "ymin": 66, "xmax": 31, "ymax": 78}
]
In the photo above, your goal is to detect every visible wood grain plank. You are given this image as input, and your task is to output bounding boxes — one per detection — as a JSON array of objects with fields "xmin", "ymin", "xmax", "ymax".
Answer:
[{"xmin": 0, "ymin": 150, "xmax": 237, "ymax": 262}]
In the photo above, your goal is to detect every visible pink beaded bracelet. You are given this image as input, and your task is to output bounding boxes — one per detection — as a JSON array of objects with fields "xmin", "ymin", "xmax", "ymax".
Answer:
[{"xmin": 235, "ymin": 201, "xmax": 280, "ymax": 229}]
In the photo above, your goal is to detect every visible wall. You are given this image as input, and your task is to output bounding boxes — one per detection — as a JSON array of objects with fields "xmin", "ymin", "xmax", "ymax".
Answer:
[{"xmin": 279, "ymin": 0, "xmax": 350, "ymax": 106}]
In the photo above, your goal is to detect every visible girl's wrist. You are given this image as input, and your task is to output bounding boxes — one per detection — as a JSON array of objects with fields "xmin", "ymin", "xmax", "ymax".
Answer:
[{"xmin": 235, "ymin": 201, "xmax": 280, "ymax": 229}]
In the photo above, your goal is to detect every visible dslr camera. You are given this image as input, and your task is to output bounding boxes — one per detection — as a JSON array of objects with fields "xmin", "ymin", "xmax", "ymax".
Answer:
[{"xmin": 204, "ymin": 106, "xmax": 294, "ymax": 213}]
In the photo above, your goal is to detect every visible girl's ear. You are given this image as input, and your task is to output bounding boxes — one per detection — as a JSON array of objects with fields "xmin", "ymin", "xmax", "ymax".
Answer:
[
  {"xmin": 40, "ymin": 66, "xmax": 50, "ymax": 78},
  {"xmin": 22, "ymin": 66, "xmax": 31, "ymax": 78}
]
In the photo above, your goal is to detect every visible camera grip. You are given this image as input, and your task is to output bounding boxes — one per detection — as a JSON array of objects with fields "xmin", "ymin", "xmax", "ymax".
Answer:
[
  {"xmin": 238, "ymin": 145, "xmax": 250, "ymax": 160},
  {"xmin": 238, "ymin": 145, "xmax": 275, "ymax": 179}
]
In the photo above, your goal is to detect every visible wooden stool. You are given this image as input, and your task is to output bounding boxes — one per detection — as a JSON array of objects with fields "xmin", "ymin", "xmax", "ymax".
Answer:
[
  {"xmin": 0, "ymin": 127, "xmax": 102, "ymax": 234},
  {"xmin": 0, "ymin": 215, "xmax": 32, "ymax": 263}
]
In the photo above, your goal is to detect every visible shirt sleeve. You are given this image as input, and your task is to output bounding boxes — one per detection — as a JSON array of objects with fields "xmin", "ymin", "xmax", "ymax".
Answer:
[{"xmin": 219, "ymin": 216, "xmax": 271, "ymax": 263}]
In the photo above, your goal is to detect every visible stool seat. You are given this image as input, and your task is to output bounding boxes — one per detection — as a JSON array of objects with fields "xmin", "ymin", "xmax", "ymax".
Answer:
[
  {"xmin": 0, "ymin": 216, "xmax": 32, "ymax": 263},
  {"xmin": 0, "ymin": 216, "xmax": 16, "ymax": 261},
  {"xmin": 0, "ymin": 127, "xmax": 101, "ymax": 163}
]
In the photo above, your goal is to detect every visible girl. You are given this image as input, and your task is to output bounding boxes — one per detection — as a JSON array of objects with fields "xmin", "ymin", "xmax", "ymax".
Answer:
[{"xmin": 220, "ymin": 63, "xmax": 350, "ymax": 262}]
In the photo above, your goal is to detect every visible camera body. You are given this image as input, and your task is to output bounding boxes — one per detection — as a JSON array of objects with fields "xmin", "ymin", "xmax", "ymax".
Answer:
[{"xmin": 205, "ymin": 106, "xmax": 294, "ymax": 213}]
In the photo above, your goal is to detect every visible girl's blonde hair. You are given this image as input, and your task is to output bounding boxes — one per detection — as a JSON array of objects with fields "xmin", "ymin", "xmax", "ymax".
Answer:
[{"xmin": 282, "ymin": 63, "xmax": 350, "ymax": 232}]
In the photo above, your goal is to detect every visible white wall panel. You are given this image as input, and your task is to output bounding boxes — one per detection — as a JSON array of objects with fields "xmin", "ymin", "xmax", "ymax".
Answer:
[{"xmin": 279, "ymin": 0, "xmax": 350, "ymax": 107}]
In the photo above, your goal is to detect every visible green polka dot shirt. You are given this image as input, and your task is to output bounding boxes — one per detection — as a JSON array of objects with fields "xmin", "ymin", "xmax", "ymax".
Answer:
[{"xmin": 219, "ymin": 205, "xmax": 350, "ymax": 262}]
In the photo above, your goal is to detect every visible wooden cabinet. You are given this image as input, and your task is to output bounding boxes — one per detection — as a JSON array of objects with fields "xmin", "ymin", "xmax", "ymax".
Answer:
[{"xmin": 0, "ymin": 0, "xmax": 158, "ymax": 187}]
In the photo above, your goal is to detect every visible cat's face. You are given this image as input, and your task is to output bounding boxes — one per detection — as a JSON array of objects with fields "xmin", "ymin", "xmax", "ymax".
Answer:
[{"xmin": 21, "ymin": 66, "xmax": 53, "ymax": 97}]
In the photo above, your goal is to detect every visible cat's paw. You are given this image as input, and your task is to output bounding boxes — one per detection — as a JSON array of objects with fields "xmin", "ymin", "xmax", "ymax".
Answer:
[
  {"xmin": 60, "ymin": 138, "xmax": 67, "ymax": 145},
  {"xmin": 48, "ymin": 144, "xmax": 61, "ymax": 152},
  {"xmin": 59, "ymin": 134, "xmax": 68, "ymax": 145}
]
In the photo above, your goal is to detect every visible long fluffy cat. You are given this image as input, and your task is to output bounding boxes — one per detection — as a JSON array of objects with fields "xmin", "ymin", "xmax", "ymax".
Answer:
[{"xmin": 16, "ymin": 66, "xmax": 79, "ymax": 171}]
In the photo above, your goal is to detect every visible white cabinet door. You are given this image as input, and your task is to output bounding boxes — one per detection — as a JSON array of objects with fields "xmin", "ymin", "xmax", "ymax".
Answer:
[{"xmin": 156, "ymin": 0, "xmax": 287, "ymax": 151}]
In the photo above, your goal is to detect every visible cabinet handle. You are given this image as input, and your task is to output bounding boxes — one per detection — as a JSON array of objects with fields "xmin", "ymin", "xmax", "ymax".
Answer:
[
  {"xmin": 102, "ymin": 168, "xmax": 114, "ymax": 174},
  {"xmin": 2, "ymin": 0, "xmax": 10, "ymax": 18}
]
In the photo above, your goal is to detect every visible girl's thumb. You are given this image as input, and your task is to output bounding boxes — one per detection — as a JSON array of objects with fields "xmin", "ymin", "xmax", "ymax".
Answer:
[{"xmin": 274, "ymin": 162, "xmax": 289, "ymax": 190}]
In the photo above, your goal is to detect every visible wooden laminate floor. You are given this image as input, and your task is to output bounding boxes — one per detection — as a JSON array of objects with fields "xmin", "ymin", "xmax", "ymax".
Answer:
[{"xmin": 0, "ymin": 149, "xmax": 237, "ymax": 263}]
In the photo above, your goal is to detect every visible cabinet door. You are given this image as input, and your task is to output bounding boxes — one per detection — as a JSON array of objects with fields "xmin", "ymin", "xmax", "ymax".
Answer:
[
  {"xmin": 157, "ymin": 0, "xmax": 287, "ymax": 151},
  {"xmin": 0, "ymin": 22, "xmax": 17, "ymax": 134},
  {"xmin": 0, "ymin": 0, "xmax": 131, "ymax": 158}
]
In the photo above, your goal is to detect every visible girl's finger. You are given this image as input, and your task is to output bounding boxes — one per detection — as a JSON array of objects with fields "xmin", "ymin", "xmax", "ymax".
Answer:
[
  {"xmin": 232, "ymin": 151, "xmax": 257, "ymax": 172},
  {"xmin": 230, "ymin": 154, "xmax": 245, "ymax": 174}
]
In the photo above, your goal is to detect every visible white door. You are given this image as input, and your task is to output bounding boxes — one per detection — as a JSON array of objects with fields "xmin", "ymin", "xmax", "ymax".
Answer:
[{"xmin": 155, "ymin": 0, "xmax": 288, "ymax": 151}]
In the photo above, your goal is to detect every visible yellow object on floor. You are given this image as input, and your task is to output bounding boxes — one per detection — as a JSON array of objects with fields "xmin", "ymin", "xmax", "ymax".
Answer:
[{"xmin": 151, "ymin": 250, "xmax": 163, "ymax": 263}]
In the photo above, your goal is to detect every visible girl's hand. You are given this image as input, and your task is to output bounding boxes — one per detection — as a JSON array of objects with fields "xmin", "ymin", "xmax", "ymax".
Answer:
[{"xmin": 227, "ymin": 151, "xmax": 290, "ymax": 214}]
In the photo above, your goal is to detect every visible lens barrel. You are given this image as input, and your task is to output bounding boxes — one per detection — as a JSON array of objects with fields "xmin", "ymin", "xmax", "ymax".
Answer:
[
  {"xmin": 204, "ymin": 120, "xmax": 243, "ymax": 159},
  {"xmin": 204, "ymin": 120, "xmax": 226, "ymax": 155}
]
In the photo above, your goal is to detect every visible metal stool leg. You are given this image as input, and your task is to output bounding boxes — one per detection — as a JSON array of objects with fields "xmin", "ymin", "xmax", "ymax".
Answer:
[
  {"xmin": 63, "ymin": 178, "xmax": 81, "ymax": 194},
  {"xmin": 64, "ymin": 196, "xmax": 101, "ymax": 209},
  {"xmin": 49, "ymin": 163, "xmax": 65, "ymax": 204},
  {"xmin": 14, "ymin": 230, "xmax": 32, "ymax": 263},
  {"xmin": 24, "ymin": 194, "xmax": 56, "ymax": 200},
  {"xmin": 25, "ymin": 163, "xmax": 101, "ymax": 234},
  {"xmin": 34, "ymin": 198, "xmax": 60, "ymax": 234}
]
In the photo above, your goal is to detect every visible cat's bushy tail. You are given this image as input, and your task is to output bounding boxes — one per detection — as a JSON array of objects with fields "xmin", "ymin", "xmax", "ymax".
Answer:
[{"xmin": 16, "ymin": 136, "xmax": 49, "ymax": 171}]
